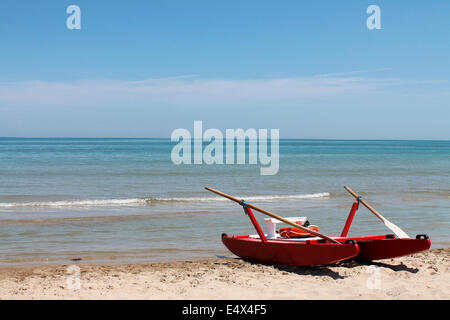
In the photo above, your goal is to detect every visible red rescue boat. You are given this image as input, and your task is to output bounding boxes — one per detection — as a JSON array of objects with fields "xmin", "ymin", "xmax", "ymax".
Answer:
[{"xmin": 205, "ymin": 186, "xmax": 431, "ymax": 266}]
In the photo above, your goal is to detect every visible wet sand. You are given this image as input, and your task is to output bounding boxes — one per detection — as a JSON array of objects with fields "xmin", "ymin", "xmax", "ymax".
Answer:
[{"xmin": 0, "ymin": 248, "xmax": 448, "ymax": 300}]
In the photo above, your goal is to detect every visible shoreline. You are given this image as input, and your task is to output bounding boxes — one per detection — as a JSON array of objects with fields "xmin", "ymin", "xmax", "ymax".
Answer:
[
  {"xmin": 0, "ymin": 248, "xmax": 448, "ymax": 300},
  {"xmin": 1, "ymin": 244, "xmax": 448, "ymax": 269}
]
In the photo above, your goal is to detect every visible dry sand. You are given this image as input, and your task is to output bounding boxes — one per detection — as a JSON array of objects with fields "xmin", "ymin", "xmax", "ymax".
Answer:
[{"xmin": 0, "ymin": 248, "xmax": 448, "ymax": 300}]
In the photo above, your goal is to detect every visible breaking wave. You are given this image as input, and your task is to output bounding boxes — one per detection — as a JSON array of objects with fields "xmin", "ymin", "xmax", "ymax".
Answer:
[
  {"xmin": 150, "ymin": 193, "xmax": 330, "ymax": 202},
  {"xmin": 0, "ymin": 198, "xmax": 148, "ymax": 208},
  {"xmin": 0, "ymin": 192, "xmax": 330, "ymax": 208}
]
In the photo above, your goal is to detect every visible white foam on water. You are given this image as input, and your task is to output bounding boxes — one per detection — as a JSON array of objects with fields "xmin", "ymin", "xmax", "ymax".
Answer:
[
  {"xmin": 152, "ymin": 192, "xmax": 330, "ymax": 202},
  {"xmin": 0, "ymin": 192, "xmax": 330, "ymax": 208},
  {"xmin": 0, "ymin": 198, "xmax": 148, "ymax": 208}
]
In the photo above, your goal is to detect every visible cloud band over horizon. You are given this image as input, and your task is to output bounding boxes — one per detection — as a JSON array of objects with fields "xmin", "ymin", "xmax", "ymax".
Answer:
[{"xmin": 0, "ymin": 74, "xmax": 449, "ymax": 139}]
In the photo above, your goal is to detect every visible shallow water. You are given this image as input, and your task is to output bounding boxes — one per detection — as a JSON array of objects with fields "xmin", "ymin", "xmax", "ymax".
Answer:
[{"xmin": 0, "ymin": 138, "xmax": 449, "ymax": 265}]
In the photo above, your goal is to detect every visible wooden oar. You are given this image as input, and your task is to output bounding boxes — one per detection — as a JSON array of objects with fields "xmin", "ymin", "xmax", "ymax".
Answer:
[
  {"xmin": 344, "ymin": 186, "xmax": 409, "ymax": 239},
  {"xmin": 205, "ymin": 186, "xmax": 341, "ymax": 244}
]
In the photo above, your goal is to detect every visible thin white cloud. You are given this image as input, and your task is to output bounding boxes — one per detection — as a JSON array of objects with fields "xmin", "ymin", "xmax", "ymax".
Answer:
[
  {"xmin": 0, "ymin": 76, "xmax": 387, "ymax": 108},
  {"xmin": 0, "ymin": 74, "xmax": 447, "ymax": 110},
  {"xmin": 314, "ymin": 68, "xmax": 391, "ymax": 78}
]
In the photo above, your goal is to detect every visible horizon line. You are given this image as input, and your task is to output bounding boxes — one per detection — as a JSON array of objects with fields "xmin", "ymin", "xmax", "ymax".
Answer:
[{"xmin": 1, "ymin": 137, "xmax": 449, "ymax": 141}]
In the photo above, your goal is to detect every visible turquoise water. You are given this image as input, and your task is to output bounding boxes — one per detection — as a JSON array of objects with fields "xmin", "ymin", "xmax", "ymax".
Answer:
[{"xmin": 0, "ymin": 138, "xmax": 449, "ymax": 265}]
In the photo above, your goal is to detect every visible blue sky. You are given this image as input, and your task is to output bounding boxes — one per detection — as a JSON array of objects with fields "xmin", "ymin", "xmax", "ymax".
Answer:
[{"xmin": 0, "ymin": 0, "xmax": 449, "ymax": 138}]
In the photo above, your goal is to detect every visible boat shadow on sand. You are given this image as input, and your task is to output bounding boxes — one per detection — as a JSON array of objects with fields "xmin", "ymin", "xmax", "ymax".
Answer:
[{"xmin": 239, "ymin": 258, "xmax": 420, "ymax": 280}]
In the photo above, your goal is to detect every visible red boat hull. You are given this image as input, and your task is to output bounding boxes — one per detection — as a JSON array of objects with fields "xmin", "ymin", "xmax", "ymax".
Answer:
[
  {"xmin": 338, "ymin": 234, "xmax": 431, "ymax": 261},
  {"xmin": 221, "ymin": 234, "xmax": 359, "ymax": 266},
  {"xmin": 222, "ymin": 234, "xmax": 431, "ymax": 265}
]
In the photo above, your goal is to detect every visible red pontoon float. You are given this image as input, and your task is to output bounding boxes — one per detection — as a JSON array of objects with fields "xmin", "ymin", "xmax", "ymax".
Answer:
[{"xmin": 205, "ymin": 186, "xmax": 431, "ymax": 266}]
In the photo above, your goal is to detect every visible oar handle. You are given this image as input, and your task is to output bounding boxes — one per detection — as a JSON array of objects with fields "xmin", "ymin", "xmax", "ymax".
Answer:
[
  {"xmin": 205, "ymin": 186, "xmax": 341, "ymax": 244},
  {"xmin": 344, "ymin": 186, "xmax": 384, "ymax": 222},
  {"xmin": 205, "ymin": 186, "xmax": 242, "ymax": 203}
]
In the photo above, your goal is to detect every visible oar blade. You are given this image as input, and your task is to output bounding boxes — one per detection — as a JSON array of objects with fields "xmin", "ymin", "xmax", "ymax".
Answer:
[{"xmin": 384, "ymin": 220, "xmax": 410, "ymax": 239}]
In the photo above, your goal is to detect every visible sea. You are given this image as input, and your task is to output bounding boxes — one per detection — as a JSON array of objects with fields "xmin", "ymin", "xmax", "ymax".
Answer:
[{"xmin": 0, "ymin": 138, "xmax": 448, "ymax": 265}]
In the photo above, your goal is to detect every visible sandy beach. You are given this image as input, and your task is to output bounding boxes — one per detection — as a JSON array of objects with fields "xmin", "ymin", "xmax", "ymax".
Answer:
[{"xmin": 0, "ymin": 248, "xmax": 448, "ymax": 300}]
